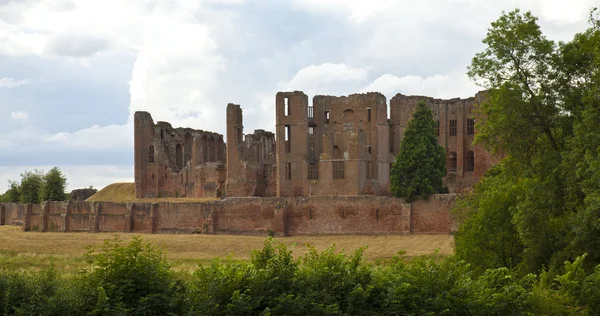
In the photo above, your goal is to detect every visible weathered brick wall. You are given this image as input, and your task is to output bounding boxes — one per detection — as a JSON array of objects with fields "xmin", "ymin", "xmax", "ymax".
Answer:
[
  {"xmin": 285, "ymin": 196, "xmax": 408, "ymax": 235},
  {"xmin": 411, "ymin": 194, "xmax": 458, "ymax": 233},
  {"xmin": 2, "ymin": 203, "xmax": 24, "ymax": 226},
  {"xmin": 1, "ymin": 194, "xmax": 457, "ymax": 235}
]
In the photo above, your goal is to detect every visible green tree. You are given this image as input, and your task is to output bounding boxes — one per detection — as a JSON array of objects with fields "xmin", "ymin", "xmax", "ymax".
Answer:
[
  {"xmin": 40, "ymin": 167, "xmax": 68, "ymax": 202},
  {"xmin": 1, "ymin": 181, "xmax": 20, "ymax": 203},
  {"xmin": 458, "ymin": 8, "xmax": 600, "ymax": 273},
  {"xmin": 19, "ymin": 170, "xmax": 44, "ymax": 204},
  {"xmin": 390, "ymin": 100, "xmax": 446, "ymax": 202}
]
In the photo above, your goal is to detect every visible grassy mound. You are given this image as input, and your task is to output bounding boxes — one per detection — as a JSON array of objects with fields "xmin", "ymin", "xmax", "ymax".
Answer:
[
  {"xmin": 86, "ymin": 182, "xmax": 136, "ymax": 202},
  {"xmin": 86, "ymin": 182, "xmax": 217, "ymax": 203}
]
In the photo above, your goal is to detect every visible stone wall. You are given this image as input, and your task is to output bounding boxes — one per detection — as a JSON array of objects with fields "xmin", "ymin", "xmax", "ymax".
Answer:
[{"xmin": 0, "ymin": 195, "xmax": 458, "ymax": 235}]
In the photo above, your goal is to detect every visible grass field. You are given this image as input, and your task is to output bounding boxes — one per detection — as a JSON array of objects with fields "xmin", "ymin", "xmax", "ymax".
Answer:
[
  {"xmin": 0, "ymin": 226, "xmax": 453, "ymax": 272},
  {"xmin": 86, "ymin": 182, "xmax": 218, "ymax": 203}
]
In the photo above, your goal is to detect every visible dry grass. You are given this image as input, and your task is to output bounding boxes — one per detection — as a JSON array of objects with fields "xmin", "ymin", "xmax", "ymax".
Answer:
[
  {"xmin": 0, "ymin": 226, "xmax": 453, "ymax": 272},
  {"xmin": 86, "ymin": 182, "xmax": 217, "ymax": 203}
]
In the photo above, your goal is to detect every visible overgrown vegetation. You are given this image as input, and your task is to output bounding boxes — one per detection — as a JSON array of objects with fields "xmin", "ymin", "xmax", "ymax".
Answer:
[
  {"xmin": 1, "ymin": 236, "xmax": 599, "ymax": 315},
  {"xmin": 454, "ymin": 6, "xmax": 600, "ymax": 276},
  {"xmin": 0, "ymin": 167, "xmax": 68, "ymax": 203},
  {"xmin": 391, "ymin": 100, "xmax": 447, "ymax": 202}
]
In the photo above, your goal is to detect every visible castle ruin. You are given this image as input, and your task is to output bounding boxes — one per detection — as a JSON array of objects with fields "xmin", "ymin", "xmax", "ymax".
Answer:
[{"xmin": 134, "ymin": 91, "xmax": 496, "ymax": 199}]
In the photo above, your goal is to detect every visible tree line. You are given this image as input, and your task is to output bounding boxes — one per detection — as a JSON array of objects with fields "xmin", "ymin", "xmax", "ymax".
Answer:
[
  {"xmin": 1, "ymin": 236, "xmax": 599, "ymax": 316},
  {"xmin": 0, "ymin": 167, "xmax": 68, "ymax": 203}
]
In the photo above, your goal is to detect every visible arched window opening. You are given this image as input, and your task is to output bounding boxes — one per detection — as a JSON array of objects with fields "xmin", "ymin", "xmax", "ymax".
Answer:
[
  {"xmin": 176, "ymin": 143, "xmax": 183, "ymax": 169},
  {"xmin": 448, "ymin": 152, "xmax": 457, "ymax": 172},
  {"xmin": 148, "ymin": 145, "xmax": 155, "ymax": 163},
  {"xmin": 466, "ymin": 151, "xmax": 474, "ymax": 171}
]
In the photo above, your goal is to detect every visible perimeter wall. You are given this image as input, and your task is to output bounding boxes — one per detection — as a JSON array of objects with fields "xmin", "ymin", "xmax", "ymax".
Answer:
[{"xmin": 0, "ymin": 195, "xmax": 457, "ymax": 236}]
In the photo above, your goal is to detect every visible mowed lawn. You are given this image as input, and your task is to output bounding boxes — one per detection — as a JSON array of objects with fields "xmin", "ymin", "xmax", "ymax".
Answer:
[{"xmin": 0, "ymin": 226, "xmax": 453, "ymax": 272}]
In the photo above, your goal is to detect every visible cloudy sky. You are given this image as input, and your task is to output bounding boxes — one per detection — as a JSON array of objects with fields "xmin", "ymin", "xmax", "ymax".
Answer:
[{"xmin": 0, "ymin": 0, "xmax": 594, "ymax": 191}]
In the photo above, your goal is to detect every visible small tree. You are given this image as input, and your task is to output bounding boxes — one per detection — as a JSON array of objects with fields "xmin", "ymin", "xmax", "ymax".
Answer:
[
  {"xmin": 40, "ymin": 167, "xmax": 67, "ymax": 202},
  {"xmin": 2, "ymin": 181, "xmax": 20, "ymax": 203},
  {"xmin": 390, "ymin": 100, "xmax": 446, "ymax": 202},
  {"xmin": 19, "ymin": 170, "xmax": 44, "ymax": 204}
]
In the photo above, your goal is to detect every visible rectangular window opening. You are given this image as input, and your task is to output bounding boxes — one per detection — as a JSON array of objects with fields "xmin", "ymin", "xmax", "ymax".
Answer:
[
  {"xmin": 367, "ymin": 108, "xmax": 372, "ymax": 122},
  {"xmin": 308, "ymin": 163, "xmax": 319, "ymax": 180},
  {"xmin": 367, "ymin": 145, "xmax": 372, "ymax": 155},
  {"xmin": 333, "ymin": 161, "xmax": 345, "ymax": 179},
  {"xmin": 284, "ymin": 97, "xmax": 290, "ymax": 116},
  {"xmin": 286, "ymin": 162, "xmax": 292, "ymax": 180},
  {"xmin": 309, "ymin": 126, "xmax": 314, "ymax": 135},
  {"xmin": 467, "ymin": 118, "xmax": 475, "ymax": 135},
  {"xmin": 324, "ymin": 111, "xmax": 330, "ymax": 124},
  {"xmin": 285, "ymin": 125, "xmax": 291, "ymax": 153},
  {"xmin": 449, "ymin": 119, "xmax": 457, "ymax": 136}
]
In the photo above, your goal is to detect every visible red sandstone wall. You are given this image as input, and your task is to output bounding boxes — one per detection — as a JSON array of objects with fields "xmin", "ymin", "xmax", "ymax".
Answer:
[
  {"xmin": 69, "ymin": 201, "xmax": 92, "ymax": 232},
  {"xmin": 214, "ymin": 198, "xmax": 280, "ymax": 236},
  {"xmin": 156, "ymin": 202, "xmax": 214, "ymax": 234},
  {"xmin": 1, "ymin": 194, "xmax": 457, "ymax": 235},
  {"xmin": 3, "ymin": 203, "xmax": 24, "ymax": 226},
  {"xmin": 411, "ymin": 194, "xmax": 457, "ymax": 233},
  {"xmin": 285, "ymin": 196, "xmax": 406, "ymax": 235}
]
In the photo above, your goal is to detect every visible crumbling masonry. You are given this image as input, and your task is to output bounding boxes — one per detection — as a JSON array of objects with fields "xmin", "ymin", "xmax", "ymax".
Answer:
[{"xmin": 134, "ymin": 91, "xmax": 497, "ymax": 199}]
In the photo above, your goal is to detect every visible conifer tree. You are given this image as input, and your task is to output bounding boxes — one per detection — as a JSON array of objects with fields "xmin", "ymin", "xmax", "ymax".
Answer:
[
  {"xmin": 390, "ymin": 100, "xmax": 446, "ymax": 202},
  {"xmin": 40, "ymin": 167, "xmax": 68, "ymax": 202}
]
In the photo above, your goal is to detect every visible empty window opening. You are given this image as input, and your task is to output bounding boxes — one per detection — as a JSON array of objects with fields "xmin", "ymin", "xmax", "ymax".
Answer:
[
  {"xmin": 308, "ymin": 106, "xmax": 314, "ymax": 118},
  {"xmin": 448, "ymin": 152, "xmax": 457, "ymax": 172},
  {"xmin": 367, "ymin": 108, "xmax": 372, "ymax": 122},
  {"xmin": 152, "ymin": 173, "xmax": 155, "ymax": 180},
  {"xmin": 449, "ymin": 119, "xmax": 457, "ymax": 136},
  {"xmin": 148, "ymin": 145, "xmax": 155, "ymax": 163},
  {"xmin": 324, "ymin": 111, "xmax": 330, "ymax": 124},
  {"xmin": 436, "ymin": 120, "xmax": 440, "ymax": 136},
  {"xmin": 202, "ymin": 135, "xmax": 208, "ymax": 163},
  {"xmin": 466, "ymin": 151, "xmax": 475, "ymax": 171},
  {"xmin": 176, "ymin": 143, "xmax": 183, "ymax": 169},
  {"xmin": 376, "ymin": 208, "xmax": 379, "ymax": 220},
  {"xmin": 309, "ymin": 126, "xmax": 314, "ymax": 135},
  {"xmin": 333, "ymin": 161, "xmax": 345, "ymax": 179},
  {"xmin": 367, "ymin": 145, "xmax": 372, "ymax": 155},
  {"xmin": 309, "ymin": 209, "xmax": 313, "ymax": 219},
  {"xmin": 286, "ymin": 162, "xmax": 292, "ymax": 180},
  {"xmin": 285, "ymin": 125, "xmax": 291, "ymax": 153},
  {"xmin": 308, "ymin": 163, "xmax": 319, "ymax": 180},
  {"xmin": 184, "ymin": 133, "xmax": 192, "ymax": 162},
  {"xmin": 284, "ymin": 97, "xmax": 290, "ymax": 116},
  {"xmin": 467, "ymin": 118, "xmax": 475, "ymax": 135},
  {"xmin": 160, "ymin": 129, "xmax": 164, "ymax": 139}
]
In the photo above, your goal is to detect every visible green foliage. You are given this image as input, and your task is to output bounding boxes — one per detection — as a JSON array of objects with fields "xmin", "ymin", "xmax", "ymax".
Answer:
[
  {"xmin": 40, "ymin": 167, "xmax": 68, "ymax": 202},
  {"xmin": 79, "ymin": 236, "xmax": 183, "ymax": 315},
  {"xmin": 19, "ymin": 170, "xmax": 44, "ymax": 204},
  {"xmin": 1, "ymin": 236, "xmax": 600, "ymax": 314},
  {"xmin": 391, "ymin": 100, "xmax": 446, "ymax": 202},
  {"xmin": 454, "ymin": 164, "xmax": 524, "ymax": 273},
  {"xmin": 1, "ymin": 181, "xmax": 20, "ymax": 203},
  {"xmin": 458, "ymin": 7, "xmax": 600, "ymax": 274}
]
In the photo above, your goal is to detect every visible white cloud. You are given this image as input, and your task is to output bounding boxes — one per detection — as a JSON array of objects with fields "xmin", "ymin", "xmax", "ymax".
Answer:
[
  {"xmin": 44, "ymin": 31, "xmax": 112, "ymax": 57},
  {"xmin": 10, "ymin": 111, "xmax": 29, "ymax": 120},
  {"xmin": 0, "ymin": 77, "xmax": 30, "ymax": 88},
  {"xmin": 361, "ymin": 70, "xmax": 480, "ymax": 100}
]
